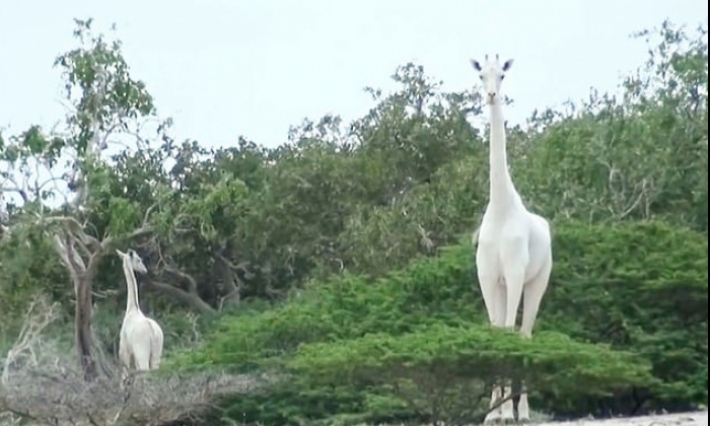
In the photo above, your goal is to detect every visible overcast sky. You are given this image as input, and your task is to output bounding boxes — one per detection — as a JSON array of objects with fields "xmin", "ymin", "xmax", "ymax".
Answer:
[{"xmin": 1, "ymin": 0, "xmax": 708, "ymax": 151}]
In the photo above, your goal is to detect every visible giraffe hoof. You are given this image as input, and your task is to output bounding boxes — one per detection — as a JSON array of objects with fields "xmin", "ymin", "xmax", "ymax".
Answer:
[
  {"xmin": 484, "ymin": 415, "xmax": 519, "ymax": 425},
  {"xmin": 483, "ymin": 413, "xmax": 502, "ymax": 424}
]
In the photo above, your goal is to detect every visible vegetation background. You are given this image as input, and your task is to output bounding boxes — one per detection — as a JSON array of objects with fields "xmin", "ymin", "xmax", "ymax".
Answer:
[{"xmin": 0, "ymin": 16, "xmax": 707, "ymax": 426}]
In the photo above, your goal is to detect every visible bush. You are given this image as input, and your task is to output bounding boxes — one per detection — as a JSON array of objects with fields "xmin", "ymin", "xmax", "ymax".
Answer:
[
  {"xmin": 173, "ymin": 220, "xmax": 707, "ymax": 423},
  {"xmin": 543, "ymin": 220, "xmax": 708, "ymax": 412},
  {"xmin": 288, "ymin": 324, "xmax": 653, "ymax": 425}
]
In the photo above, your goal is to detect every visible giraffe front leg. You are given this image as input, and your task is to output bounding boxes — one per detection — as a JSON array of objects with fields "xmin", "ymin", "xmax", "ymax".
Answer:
[
  {"xmin": 517, "ymin": 382, "xmax": 531, "ymax": 423},
  {"xmin": 484, "ymin": 385, "xmax": 503, "ymax": 424},
  {"xmin": 478, "ymin": 248, "xmax": 508, "ymax": 424},
  {"xmin": 500, "ymin": 258, "xmax": 527, "ymax": 423},
  {"xmin": 518, "ymin": 255, "xmax": 552, "ymax": 423},
  {"xmin": 500, "ymin": 381, "xmax": 516, "ymax": 423},
  {"xmin": 118, "ymin": 338, "xmax": 131, "ymax": 387},
  {"xmin": 484, "ymin": 380, "xmax": 517, "ymax": 424}
]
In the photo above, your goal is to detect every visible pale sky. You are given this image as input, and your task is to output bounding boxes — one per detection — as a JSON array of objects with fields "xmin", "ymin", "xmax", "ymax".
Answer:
[{"xmin": 1, "ymin": 1, "xmax": 708, "ymax": 150}]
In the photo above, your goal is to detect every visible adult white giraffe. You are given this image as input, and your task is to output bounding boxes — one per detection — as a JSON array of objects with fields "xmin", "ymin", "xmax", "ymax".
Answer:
[
  {"xmin": 116, "ymin": 249, "xmax": 164, "ymax": 376},
  {"xmin": 470, "ymin": 55, "xmax": 553, "ymax": 424}
]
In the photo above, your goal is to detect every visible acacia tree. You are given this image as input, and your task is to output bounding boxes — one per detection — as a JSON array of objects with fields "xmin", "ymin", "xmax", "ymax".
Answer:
[
  {"xmin": 2, "ymin": 17, "xmax": 271, "ymax": 341},
  {"xmin": 1, "ymin": 18, "xmax": 166, "ymax": 380},
  {"xmin": 0, "ymin": 19, "xmax": 260, "ymax": 412}
]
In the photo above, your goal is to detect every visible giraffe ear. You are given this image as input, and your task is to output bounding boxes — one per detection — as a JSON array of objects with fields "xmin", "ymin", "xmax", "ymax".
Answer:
[
  {"xmin": 502, "ymin": 59, "xmax": 514, "ymax": 72},
  {"xmin": 116, "ymin": 249, "xmax": 125, "ymax": 257},
  {"xmin": 470, "ymin": 59, "xmax": 482, "ymax": 71}
]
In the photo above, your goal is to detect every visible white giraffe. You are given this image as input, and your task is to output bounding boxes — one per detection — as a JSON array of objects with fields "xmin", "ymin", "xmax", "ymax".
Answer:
[
  {"xmin": 116, "ymin": 249, "xmax": 164, "ymax": 375},
  {"xmin": 470, "ymin": 55, "xmax": 553, "ymax": 424}
]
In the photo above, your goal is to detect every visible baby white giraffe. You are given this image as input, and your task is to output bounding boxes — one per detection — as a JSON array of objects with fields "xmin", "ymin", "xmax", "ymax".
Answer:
[
  {"xmin": 116, "ymin": 249, "xmax": 164, "ymax": 375},
  {"xmin": 470, "ymin": 55, "xmax": 553, "ymax": 424}
]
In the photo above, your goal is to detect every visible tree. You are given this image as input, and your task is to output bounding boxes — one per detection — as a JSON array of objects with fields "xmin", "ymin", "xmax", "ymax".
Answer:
[{"xmin": 2, "ymin": 18, "xmax": 162, "ymax": 380}]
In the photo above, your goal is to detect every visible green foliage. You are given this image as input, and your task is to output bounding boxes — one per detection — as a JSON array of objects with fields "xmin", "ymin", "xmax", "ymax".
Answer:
[
  {"xmin": 55, "ymin": 18, "xmax": 156, "ymax": 155},
  {"xmin": 286, "ymin": 324, "xmax": 652, "ymax": 424},
  {"xmin": 0, "ymin": 225, "xmax": 68, "ymax": 334},
  {"xmin": 174, "ymin": 220, "xmax": 707, "ymax": 423},
  {"xmin": 289, "ymin": 325, "xmax": 647, "ymax": 389},
  {"xmin": 544, "ymin": 221, "xmax": 708, "ymax": 410}
]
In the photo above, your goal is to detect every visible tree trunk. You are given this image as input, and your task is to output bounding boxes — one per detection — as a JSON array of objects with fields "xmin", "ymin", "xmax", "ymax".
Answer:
[
  {"xmin": 75, "ymin": 276, "xmax": 97, "ymax": 381},
  {"xmin": 215, "ymin": 253, "xmax": 241, "ymax": 306}
]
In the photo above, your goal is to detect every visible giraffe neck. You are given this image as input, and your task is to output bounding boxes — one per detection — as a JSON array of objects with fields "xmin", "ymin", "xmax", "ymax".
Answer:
[
  {"xmin": 122, "ymin": 260, "xmax": 142, "ymax": 314},
  {"xmin": 487, "ymin": 100, "xmax": 517, "ymax": 210}
]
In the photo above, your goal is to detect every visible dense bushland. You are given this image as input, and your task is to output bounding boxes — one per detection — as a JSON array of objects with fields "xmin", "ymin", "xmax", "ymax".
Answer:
[
  {"xmin": 174, "ymin": 220, "xmax": 707, "ymax": 424},
  {"xmin": 0, "ymin": 17, "xmax": 707, "ymax": 426}
]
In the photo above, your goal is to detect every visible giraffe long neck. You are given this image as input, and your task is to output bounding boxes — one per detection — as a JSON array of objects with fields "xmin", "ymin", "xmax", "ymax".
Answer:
[
  {"xmin": 487, "ymin": 100, "xmax": 517, "ymax": 210},
  {"xmin": 123, "ymin": 260, "xmax": 142, "ymax": 314}
]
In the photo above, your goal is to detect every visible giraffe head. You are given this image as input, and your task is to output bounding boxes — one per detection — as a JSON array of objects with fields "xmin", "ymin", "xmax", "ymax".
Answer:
[
  {"xmin": 470, "ymin": 54, "xmax": 513, "ymax": 105},
  {"xmin": 116, "ymin": 248, "xmax": 148, "ymax": 274}
]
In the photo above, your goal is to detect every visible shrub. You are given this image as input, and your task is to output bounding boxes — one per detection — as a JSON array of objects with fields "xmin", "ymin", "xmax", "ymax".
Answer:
[
  {"xmin": 174, "ymin": 220, "xmax": 707, "ymax": 423},
  {"xmin": 288, "ymin": 324, "xmax": 653, "ymax": 425}
]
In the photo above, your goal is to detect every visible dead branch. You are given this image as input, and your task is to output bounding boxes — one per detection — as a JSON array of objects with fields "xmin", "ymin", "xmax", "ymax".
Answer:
[
  {"xmin": 213, "ymin": 245, "xmax": 257, "ymax": 307},
  {"xmin": 163, "ymin": 266, "xmax": 199, "ymax": 294},
  {"xmin": 1, "ymin": 295, "xmax": 59, "ymax": 386},
  {"xmin": 53, "ymin": 234, "xmax": 84, "ymax": 283},
  {"xmin": 143, "ymin": 280, "xmax": 215, "ymax": 316},
  {"xmin": 49, "ymin": 202, "xmax": 156, "ymax": 286},
  {"xmin": 215, "ymin": 252, "xmax": 251, "ymax": 275},
  {"xmin": 1, "ymin": 349, "xmax": 261, "ymax": 426},
  {"xmin": 1, "ymin": 170, "xmax": 30, "ymax": 201},
  {"xmin": 41, "ymin": 216, "xmax": 101, "ymax": 248},
  {"xmin": 1, "ymin": 296, "xmax": 263, "ymax": 425}
]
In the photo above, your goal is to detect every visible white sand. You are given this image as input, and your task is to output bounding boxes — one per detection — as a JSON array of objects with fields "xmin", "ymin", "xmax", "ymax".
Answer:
[
  {"xmin": 533, "ymin": 411, "xmax": 707, "ymax": 426},
  {"xmin": 377, "ymin": 411, "xmax": 709, "ymax": 426}
]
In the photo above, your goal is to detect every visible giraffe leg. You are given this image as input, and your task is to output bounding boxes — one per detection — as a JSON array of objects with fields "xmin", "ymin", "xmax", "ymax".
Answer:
[
  {"xmin": 477, "ymin": 243, "xmax": 508, "ymax": 424},
  {"xmin": 518, "ymin": 255, "xmax": 552, "ymax": 423},
  {"xmin": 485, "ymin": 385, "xmax": 503, "ymax": 424},
  {"xmin": 517, "ymin": 382, "xmax": 531, "ymax": 423},
  {"xmin": 499, "ymin": 381, "xmax": 516, "ymax": 423},
  {"xmin": 500, "ymin": 262, "xmax": 526, "ymax": 423},
  {"xmin": 118, "ymin": 340, "xmax": 132, "ymax": 388},
  {"xmin": 133, "ymin": 342, "xmax": 151, "ymax": 371},
  {"xmin": 476, "ymin": 244, "xmax": 503, "ymax": 327},
  {"xmin": 482, "ymin": 279, "xmax": 507, "ymax": 424}
]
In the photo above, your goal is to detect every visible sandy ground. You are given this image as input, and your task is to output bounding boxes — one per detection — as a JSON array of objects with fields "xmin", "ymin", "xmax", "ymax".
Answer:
[
  {"xmin": 367, "ymin": 411, "xmax": 709, "ymax": 426},
  {"xmin": 532, "ymin": 411, "xmax": 707, "ymax": 426}
]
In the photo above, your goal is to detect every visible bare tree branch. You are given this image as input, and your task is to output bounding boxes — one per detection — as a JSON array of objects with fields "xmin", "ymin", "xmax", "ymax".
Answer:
[
  {"xmin": 1, "ymin": 330, "xmax": 262, "ymax": 426},
  {"xmin": 0, "ymin": 185, "xmax": 28, "ymax": 204},
  {"xmin": 1, "ymin": 295, "xmax": 59, "ymax": 386},
  {"xmin": 53, "ymin": 234, "xmax": 85, "ymax": 283},
  {"xmin": 143, "ymin": 280, "xmax": 215, "ymax": 316},
  {"xmin": 163, "ymin": 266, "xmax": 199, "ymax": 294},
  {"xmin": 215, "ymin": 252, "xmax": 251, "ymax": 275}
]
